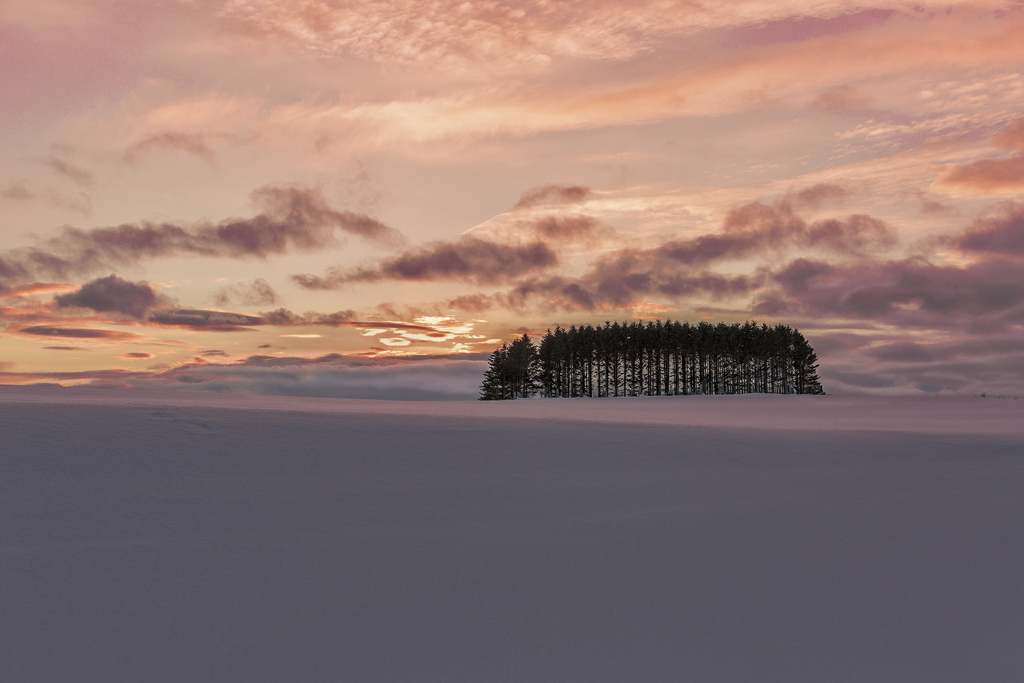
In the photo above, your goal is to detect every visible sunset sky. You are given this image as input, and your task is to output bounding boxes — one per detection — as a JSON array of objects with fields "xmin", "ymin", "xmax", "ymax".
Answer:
[{"xmin": 2, "ymin": 0, "xmax": 1023, "ymax": 397}]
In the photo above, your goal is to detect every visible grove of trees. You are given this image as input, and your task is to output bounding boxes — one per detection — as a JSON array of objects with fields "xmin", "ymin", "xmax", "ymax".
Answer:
[{"xmin": 480, "ymin": 320, "xmax": 823, "ymax": 400}]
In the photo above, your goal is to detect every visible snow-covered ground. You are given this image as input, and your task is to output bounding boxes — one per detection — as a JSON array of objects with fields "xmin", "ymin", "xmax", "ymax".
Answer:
[{"xmin": 2, "ymin": 386, "xmax": 1022, "ymax": 682}]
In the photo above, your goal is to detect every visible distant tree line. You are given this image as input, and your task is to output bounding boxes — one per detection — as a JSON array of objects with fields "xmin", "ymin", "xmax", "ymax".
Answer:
[{"xmin": 480, "ymin": 320, "xmax": 823, "ymax": 400}]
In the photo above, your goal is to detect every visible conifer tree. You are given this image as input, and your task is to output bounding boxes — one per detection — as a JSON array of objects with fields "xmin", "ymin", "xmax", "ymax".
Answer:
[
  {"xmin": 791, "ymin": 330, "xmax": 824, "ymax": 395},
  {"xmin": 479, "ymin": 344, "xmax": 510, "ymax": 400},
  {"xmin": 482, "ymin": 320, "xmax": 825, "ymax": 399},
  {"xmin": 479, "ymin": 334, "xmax": 540, "ymax": 400}
]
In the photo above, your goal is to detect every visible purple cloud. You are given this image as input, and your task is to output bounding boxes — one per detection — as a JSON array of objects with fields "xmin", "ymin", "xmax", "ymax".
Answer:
[
  {"xmin": 954, "ymin": 202, "xmax": 1024, "ymax": 255},
  {"xmin": 213, "ymin": 278, "xmax": 278, "ymax": 307},
  {"xmin": 292, "ymin": 236, "xmax": 558, "ymax": 289},
  {"xmin": 527, "ymin": 215, "xmax": 611, "ymax": 242},
  {"xmin": 147, "ymin": 309, "xmax": 263, "ymax": 331},
  {"xmin": 759, "ymin": 256, "xmax": 1024, "ymax": 328},
  {"xmin": 54, "ymin": 274, "xmax": 159, "ymax": 318},
  {"xmin": 0, "ymin": 184, "xmax": 405, "ymax": 281},
  {"xmin": 259, "ymin": 308, "xmax": 358, "ymax": 326},
  {"xmin": 18, "ymin": 326, "xmax": 144, "ymax": 341},
  {"xmin": 513, "ymin": 184, "xmax": 592, "ymax": 210}
]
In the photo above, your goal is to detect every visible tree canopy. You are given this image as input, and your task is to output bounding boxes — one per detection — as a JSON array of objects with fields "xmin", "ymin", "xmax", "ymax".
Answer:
[{"xmin": 480, "ymin": 321, "xmax": 822, "ymax": 400}]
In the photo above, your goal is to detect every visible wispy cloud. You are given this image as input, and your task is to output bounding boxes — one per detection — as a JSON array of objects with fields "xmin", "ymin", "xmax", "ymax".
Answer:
[
  {"xmin": 1, "ymin": 180, "xmax": 34, "ymax": 201},
  {"xmin": 525, "ymin": 215, "xmax": 613, "ymax": 243},
  {"xmin": 44, "ymin": 156, "xmax": 94, "ymax": 187},
  {"xmin": 16, "ymin": 326, "xmax": 150, "ymax": 342},
  {"xmin": 260, "ymin": 307, "xmax": 357, "ymax": 326},
  {"xmin": 60, "ymin": 6, "xmax": 1016, "ymax": 171},
  {"xmin": 124, "ymin": 131, "xmax": 222, "ymax": 165},
  {"xmin": 513, "ymin": 184, "xmax": 592, "ymax": 210},
  {"xmin": 0, "ymin": 184, "xmax": 404, "ymax": 281},
  {"xmin": 217, "ymin": 1, "xmax": 993, "ymax": 75},
  {"xmin": 213, "ymin": 278, "xmax": 278, "ymax": 307},
  {"xmin": 808, "ymin": 85, "xmax": 873, "ymax": 111},
  {"xmin": 292, "ymin": 236, "xmax": 559, "ymax": 289},
  {"xmin": 145, "ymin": 309, "xmax": 264, "ymax": 331}
]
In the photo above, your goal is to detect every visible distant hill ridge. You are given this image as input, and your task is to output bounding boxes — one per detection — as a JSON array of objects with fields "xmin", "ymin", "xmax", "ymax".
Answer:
[{"xmin": 481, "ymin": 320, "xmax": 823, "ymax": 400}]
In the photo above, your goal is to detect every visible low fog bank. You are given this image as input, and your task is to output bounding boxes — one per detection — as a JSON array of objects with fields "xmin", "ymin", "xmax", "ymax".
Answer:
[
  {"xmin": 120, "ymin": 357, "xmax": 488, "ymax": 402},
  {"xmin": 1, "ymin": 395, "xmax": 1021, "ymax": 682},
  {"xmin": 2, "ymin": 385, "xmax": 1023, "ymax": 435}
]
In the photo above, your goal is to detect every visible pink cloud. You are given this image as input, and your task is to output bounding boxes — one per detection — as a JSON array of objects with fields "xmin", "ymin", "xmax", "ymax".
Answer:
[
  {"xmin": 938, "ymin": 116, "xmax": 1024, "ymax": 193},
  {"xmin": 124, "ymin": 131, "xmax": 220, "ymax": 165},
  {"xmin": 808, "ymin": 85, "xmax": 873, "ymax": 111},
  {"xmin": 216, "ymin": 0, "xmax": 992, "ymax": 75},
  {"xmin": 992, "ymin": 117, "xmax": 1024, "ymax": 152}
]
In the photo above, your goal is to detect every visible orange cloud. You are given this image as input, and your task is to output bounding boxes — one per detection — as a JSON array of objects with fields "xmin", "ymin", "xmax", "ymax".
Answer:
[
  {"xmin": 217, "ymin": 0, "xmax": 1005, "ymax": 74},
  {"xmin": 75, "ymin": 7, "xmax": 1021, "ymax": 157},
  {"xmin": 937, "ymin": 116, "xmax": 1024, "ymax": 193},
  {"xmin": 992, "ymin": 117, "xmax": 1024, "ymax": 152},
  {"xmin": 938, "ymin": 156, "xmax": 1024, "ymax": 193}
]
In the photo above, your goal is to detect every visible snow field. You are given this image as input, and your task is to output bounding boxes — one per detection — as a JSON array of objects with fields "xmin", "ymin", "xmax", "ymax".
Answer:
[{"xmin": 1, "ymin": 387, "xmax": 1022, "ymax": 682}]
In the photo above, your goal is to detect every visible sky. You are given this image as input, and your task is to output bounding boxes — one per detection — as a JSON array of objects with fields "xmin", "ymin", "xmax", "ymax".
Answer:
[{"xmin": 1, "ymin": 0, "xmax": 1023, "ymax": 398}]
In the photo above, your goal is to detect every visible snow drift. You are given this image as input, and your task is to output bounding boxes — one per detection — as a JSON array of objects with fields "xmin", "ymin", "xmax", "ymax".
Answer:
[{"xmin": 1, "ymin": 386, "xmax": 1022, "ymax": 682}]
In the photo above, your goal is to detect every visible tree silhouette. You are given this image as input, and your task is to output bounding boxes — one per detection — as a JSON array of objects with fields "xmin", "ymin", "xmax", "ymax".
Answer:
[
  {"xmin": 480, "ymin": 334, "xmax": 539, "ymax": 400},
  {"xmin": 481, "ymin": 320, "xmax": 824, "ymax": 399}
]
